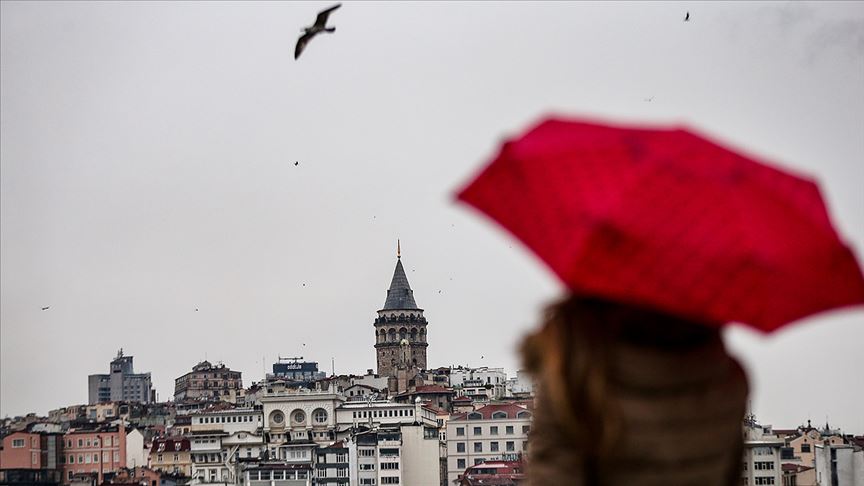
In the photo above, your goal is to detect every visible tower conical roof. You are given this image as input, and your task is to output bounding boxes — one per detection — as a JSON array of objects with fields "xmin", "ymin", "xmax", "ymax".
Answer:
[{"xmin": 382, "ymin": 258, "xmax": 419, "ymax": 310}]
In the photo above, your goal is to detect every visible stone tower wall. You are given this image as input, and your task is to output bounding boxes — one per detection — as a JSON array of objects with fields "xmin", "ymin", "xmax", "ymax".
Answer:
[{"xmin": 374, "ymin": 314, "xmax": 428, "ymax": 377}]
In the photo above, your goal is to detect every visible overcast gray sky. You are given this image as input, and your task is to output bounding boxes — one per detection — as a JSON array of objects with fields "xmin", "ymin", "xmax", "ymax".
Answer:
[{"xmin": 2, "ymin": 1, "xmax": 863, "ymax": 433}]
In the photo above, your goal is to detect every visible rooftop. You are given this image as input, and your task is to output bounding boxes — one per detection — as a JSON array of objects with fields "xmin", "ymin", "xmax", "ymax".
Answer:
[{"xmin": 451, "ymin": 403, "xmax": 531, "ymax": 422}]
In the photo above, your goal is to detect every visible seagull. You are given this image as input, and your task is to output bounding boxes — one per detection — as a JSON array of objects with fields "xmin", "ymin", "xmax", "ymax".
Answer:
[
  {"xmin": 294, "ymin": 161, "xmax": 299, "ymax": 166},
  {"xmin": 295, "ymin": 3, "xmax": 341, "ymax": 60},
  {"xmin": 684, "ymin": 11, "xmax": 690, "ymax": 21},
  {"xmin": 41, "ymin": 306, "xmax": 50, "ymax": 311}
]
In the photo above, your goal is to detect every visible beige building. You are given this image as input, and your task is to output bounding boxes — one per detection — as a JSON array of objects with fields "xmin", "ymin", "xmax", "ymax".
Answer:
[
  {"xmin": 174, "ymin": 361, "xmax": 243, "ymax": 404},
  {"xmin": 84, "ymin": 403, "xmax": 119, "ymax": 423},
  {"xmin": 149, "ymin": 437, "xmax": 191, "ymax": 477}
]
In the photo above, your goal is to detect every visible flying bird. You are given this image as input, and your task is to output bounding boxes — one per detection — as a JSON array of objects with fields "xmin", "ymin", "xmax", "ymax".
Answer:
[
  {"xmin": 295, "ymin": 3, "xmax": 341, "ymax": 60},
  {"xmin": 294, "ymin": 161, "xmax": 299, "ymax": 166},
  {"xmin": 41, "ymin": 306, "xmax": 50, "ymax": 311},
  {"xmin": 684, "ymin": 11, "xmax": 690, "ymax": 21}
]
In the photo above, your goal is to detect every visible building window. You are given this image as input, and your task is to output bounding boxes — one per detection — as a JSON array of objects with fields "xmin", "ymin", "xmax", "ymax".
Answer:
[
  {"xmin": 457, "ymin": 458, "xmax": 466, "ymax": 469},
  {"xmin": 506, "ymin": 426, "xmax": 514, "ymax": 435},
  {"xmin": 69, "ymin": 455, "xmax": 74, "ymax": 464},
  {"xmin": 292, "ymin": 410, "xmax": 306, "ymax": 424},
  {"xmin": 506, "ymin": 441, "xmax": 515, "ymax": 452},
  {"xmin": 456, "ymin": 427, "xmax": 465, "ymax": 436},
  {"xmin": 490, "ymin": 426, "xmax": 498, "ymax": 435},
  {"xmin": 801, "ymin": 443, "xmax": 811, "ymax": 453},
  {"xmin": 474, "ymin": 442, "xmax": 482, "ymax": 453},
  {"xmin": 473, "ymin": 427, "xmax": 482, "ymax": 436},
  {"xmin": 754, "ymin": 478, "xmax": 775, "ymax": 485},
  {"xmin": 93, "ymin": 454, "xmax": 99, "ymax": 463},
  {"xmin": 313, "ymin": 408, "xmax": 328, "ymax": 424},
  {"xmin": 78, "ymin": 439, "xmax": 83, "ymax": 447},
  {"xmin": 11, "ymin": 439, "xmax": 25, "ymax": 448},
  {"xmin": 522, "ymin": 426, "xmax": 530, "ymax": 434},
  {"xmin": 456, "ymin": 443, "xmax": 465, "ymax": 453},
  {"xmin": 490, "ymin": 442, "xmax": 499, "ymax": 452}
]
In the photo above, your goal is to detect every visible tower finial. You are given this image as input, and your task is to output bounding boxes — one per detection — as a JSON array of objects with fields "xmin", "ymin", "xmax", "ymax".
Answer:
[{"xmin": 397, "ymin": 239, "xmax": 401, "ymax": 259}]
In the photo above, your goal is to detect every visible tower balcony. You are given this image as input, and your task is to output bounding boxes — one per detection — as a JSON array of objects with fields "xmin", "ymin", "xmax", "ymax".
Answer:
[{"xmin": 374, "ymin": 314, "xmax": 427, "ymax": 325}]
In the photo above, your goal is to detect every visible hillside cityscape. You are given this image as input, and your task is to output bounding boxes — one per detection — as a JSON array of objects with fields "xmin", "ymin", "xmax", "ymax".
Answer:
[{"xmin": 2, "ymin": 255, "xmax": 863, "ymax": 486}]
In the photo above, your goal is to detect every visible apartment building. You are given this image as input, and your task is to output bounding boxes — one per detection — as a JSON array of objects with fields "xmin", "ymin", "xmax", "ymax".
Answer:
[
  {"xmin": 149, "ymin": 437, "xmax": 192, "ymax": 476},
  {"xmin": 445, "ymin": 403, "xmax": 532, "ymax": 485},
  {"xmin": 61, "ymin": 424, "xmax": 136, "ymax": 484},
  {"xmin": 742, "ymin": 423, "xmax": 784, "ymax": 486},
  {"xmin": 175, "ymin": 361, "xmax": 244, "ymax": 404}
]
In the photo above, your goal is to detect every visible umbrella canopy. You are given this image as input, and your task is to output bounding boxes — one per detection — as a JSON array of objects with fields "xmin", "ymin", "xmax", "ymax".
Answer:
[{"xmin": 456, "ymin": 117, "xmax": 864, "ymax": 332}]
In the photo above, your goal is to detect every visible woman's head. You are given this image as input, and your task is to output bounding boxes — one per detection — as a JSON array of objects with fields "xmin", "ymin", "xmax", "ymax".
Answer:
[{"xmin": 522, "ymin": 295, "xmax": 721, "ymax": 458}]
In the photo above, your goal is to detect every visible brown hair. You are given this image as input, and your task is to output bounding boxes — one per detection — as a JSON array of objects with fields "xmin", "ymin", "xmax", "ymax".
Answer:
[{"xmin": 521, "ymin": 296, "xmax": 721, "ymax": 481}]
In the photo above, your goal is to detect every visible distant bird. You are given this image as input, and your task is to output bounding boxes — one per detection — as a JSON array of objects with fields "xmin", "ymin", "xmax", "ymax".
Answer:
[
  {"xmin": 302, "ymin": 283, "xmax": 306, "ymax": 287},
  {"xmin": 438, "ymin": 290, "xmax": 442, "ymax": 294},
  {"xmin": 684, "ymin": 11, "xmax": 690, "ymax": 21},
  {"xmin": 644, "ymin": 96, "xmax": 654, "ymax": 102},
  {"xmin": 195, "ymin": 308, "xmax": 199, "ymax": 312},
  {"xmin": 294, "ymin": 161, "xmax": 299, "ymax": 166},
  {"xmin": 295, "ymin": 3, "xmax": 341, "ymax": 60},
  {"xmin": 41, "ymin": 306, "xmax": 50, "ymax": 311}
]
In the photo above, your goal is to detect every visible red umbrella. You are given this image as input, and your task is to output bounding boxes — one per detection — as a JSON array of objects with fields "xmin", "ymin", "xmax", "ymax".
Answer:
[{"xmin": 456, "ymin": 116, "xmax": 864, "ymax": 332}]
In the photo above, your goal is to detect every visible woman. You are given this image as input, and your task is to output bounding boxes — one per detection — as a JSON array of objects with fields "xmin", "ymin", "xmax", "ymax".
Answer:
[
  {"xmin": 521, "ymin": 296, "xmax": 748, "ymax": 486},
  {"xmin": 456, "ymin": 116, "xmax": 864, "ymax": 485}
]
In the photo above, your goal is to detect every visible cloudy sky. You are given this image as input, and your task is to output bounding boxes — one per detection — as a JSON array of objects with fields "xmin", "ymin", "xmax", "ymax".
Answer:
[{"xmin": 2, "ymin": 1, "xmax": 862, "ymax": 433}]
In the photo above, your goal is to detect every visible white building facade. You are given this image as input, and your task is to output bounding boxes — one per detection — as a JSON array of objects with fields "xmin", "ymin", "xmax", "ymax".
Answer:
[{"xmin": 445, "ymin": 403, "xmax": 532, "ymax": 485}]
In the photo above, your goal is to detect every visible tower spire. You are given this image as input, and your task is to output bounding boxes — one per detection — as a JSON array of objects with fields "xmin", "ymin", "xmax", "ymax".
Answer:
[{"xmin": 397, "ymin": 239, "xmax": 401, "ymax": 259}]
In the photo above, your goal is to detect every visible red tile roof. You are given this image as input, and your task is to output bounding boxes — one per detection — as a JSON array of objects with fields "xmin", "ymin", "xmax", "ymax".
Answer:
[
  {"xmin": 450, "ymin": 403, "xmax": 531, "ymax": 422},
  {"xmin": 150, "ymin": 437, "xmax": 190, "ymax": 453}
]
